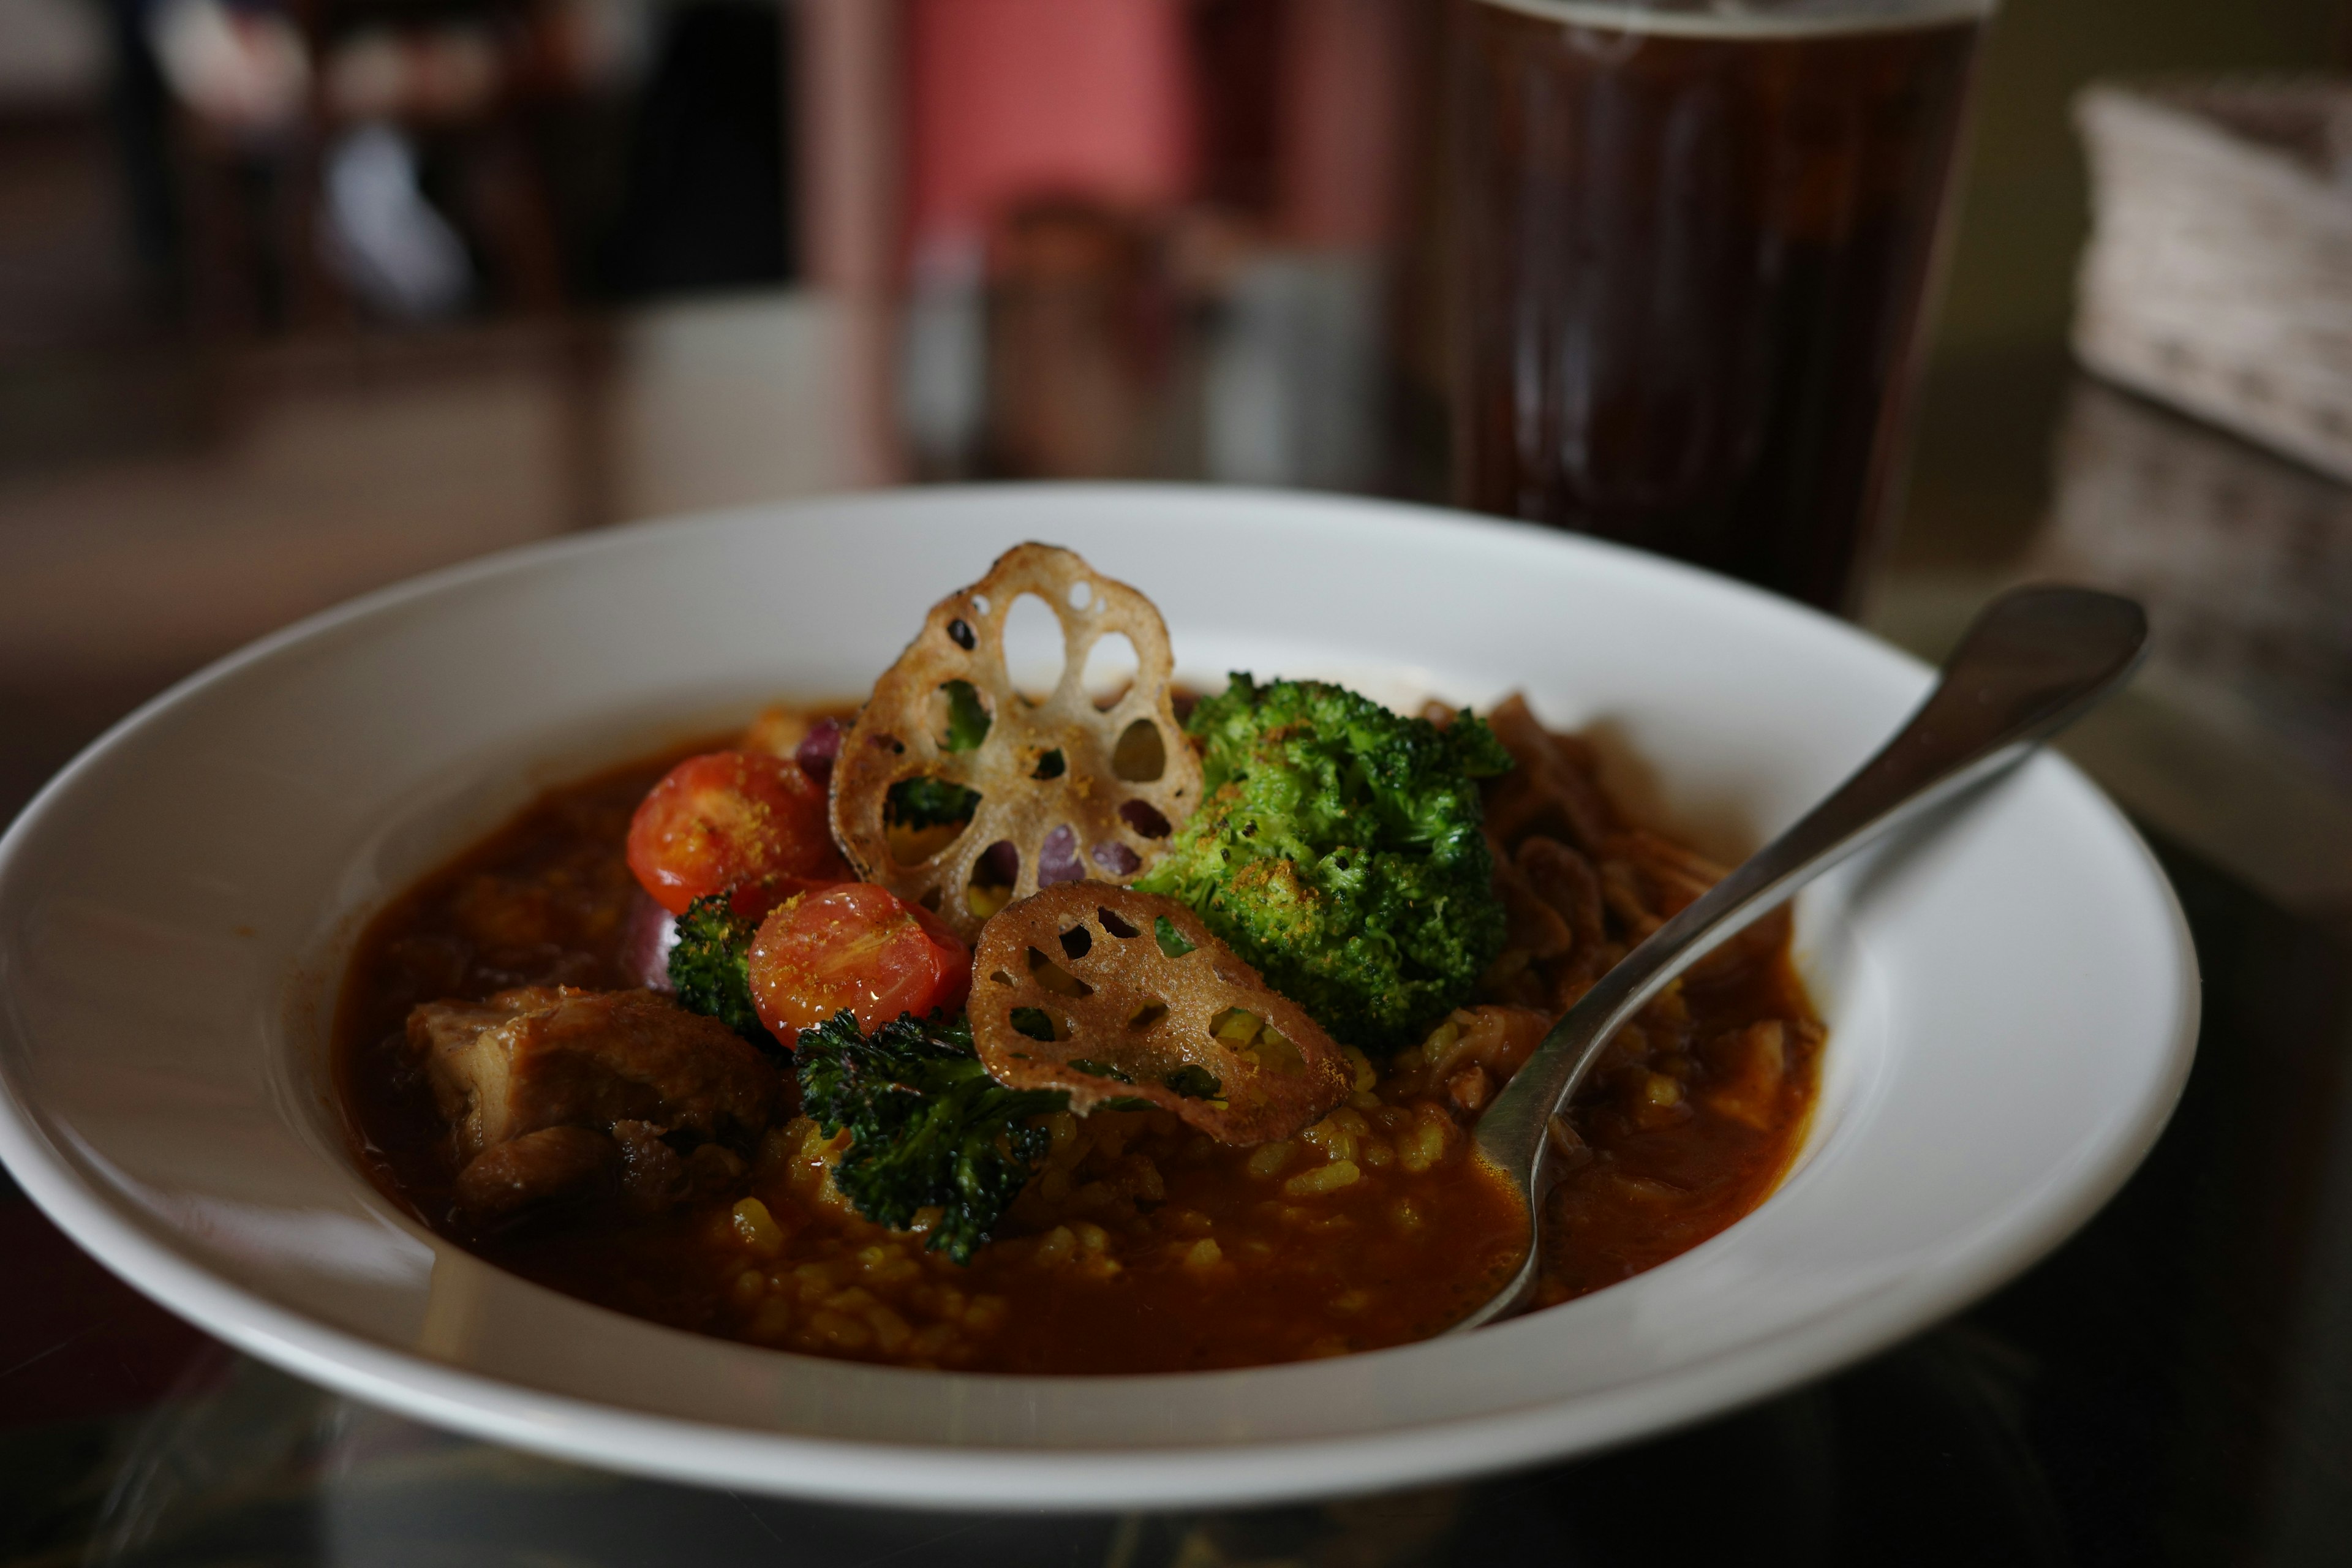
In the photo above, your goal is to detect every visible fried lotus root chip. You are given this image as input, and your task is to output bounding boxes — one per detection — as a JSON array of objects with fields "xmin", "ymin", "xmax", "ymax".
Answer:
[
  {"xmin": 968, "ymin": 883, "xmax": 1350, "ymax": 1144},
  {"xmin": 829, "ymin": 543, "xmax": 1204, "ymax": 941}
]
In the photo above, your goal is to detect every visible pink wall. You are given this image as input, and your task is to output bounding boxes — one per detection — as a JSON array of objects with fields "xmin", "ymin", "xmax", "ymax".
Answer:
[{"xmin": 903, "ymin": 0, "xmax": 1198, "ymax": 251}]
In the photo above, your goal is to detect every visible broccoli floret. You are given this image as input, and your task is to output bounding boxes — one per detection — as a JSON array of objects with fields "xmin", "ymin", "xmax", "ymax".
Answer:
[
  {"xmin": 1134, "ymin": 674, "xmax": 1512, "ymax": 1051},
  {"xmin": 668, "ymin": 893, "xmax": 765, "ymax": 1040},
  {"xmin": 796, "ymin": 1011, "xmax": 1069, "ymax": 1264}
]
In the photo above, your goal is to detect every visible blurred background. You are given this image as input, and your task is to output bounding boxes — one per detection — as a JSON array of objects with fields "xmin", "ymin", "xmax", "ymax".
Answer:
[
  {"xmin": 4, "ymin": 1, "xmax": 2352, "ymax": 1563},
  {"xmin": 2, "ymin": 0, "xmax": 2343, "ymax": 836}
]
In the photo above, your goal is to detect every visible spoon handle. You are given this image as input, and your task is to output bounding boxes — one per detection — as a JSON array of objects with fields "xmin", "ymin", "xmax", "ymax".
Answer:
[{"xmin": 1457, "ymin": 586, "xmax": 2149, "ymax": 1330}]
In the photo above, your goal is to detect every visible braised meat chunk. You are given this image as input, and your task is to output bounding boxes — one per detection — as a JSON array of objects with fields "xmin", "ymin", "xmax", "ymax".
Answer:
[
  {"xmin": 452, "ymin": 1125, "xmax": 618, "ymax": 1219},
  {"xmin": 405, "ymin": 986, "xmax": 779, "ymax": 1216},
  {"xmin": 409, "ymin": 986, "xmax": 775, "ymax": 1158}
]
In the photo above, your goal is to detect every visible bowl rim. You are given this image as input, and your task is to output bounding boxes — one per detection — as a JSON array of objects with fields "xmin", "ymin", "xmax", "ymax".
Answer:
[{"xmin": 0, "ymin": 483, "xmax": 2201, "ymax": 1510}]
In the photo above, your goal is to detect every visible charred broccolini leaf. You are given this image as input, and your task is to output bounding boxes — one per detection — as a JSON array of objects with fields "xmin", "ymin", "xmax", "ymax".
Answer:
[
  {"xmin": 938, "ymin": 679, "xmax": 993, "ymax": 752},
  {"xmin": 667, "ymin": 893, "xmax": 765, "ymax": 1040},
  {"xmin": 796, "ymin": 1011, "xmax": 1069, "ymax": 1264},
  {"xmin": 1163, "ymin": 1064, "xmax": 1223, "ymax": 1100},
  {"xmin": 1134, "ymin": 674, "xmax": 1513, "ymax": 1051},
  {"xmin": 885, "ymin": 775, "xmax": 982, "ymax": 830}
]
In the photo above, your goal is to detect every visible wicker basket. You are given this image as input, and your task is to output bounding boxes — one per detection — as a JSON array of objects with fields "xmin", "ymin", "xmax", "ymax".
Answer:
[
  {"xmin": 2073, "ymin": 78, "xmax": 2352, "ymax": 483},
  {"xmin": 2029, "ymin": 377, "xmax": 2352, "ymax": 782}
]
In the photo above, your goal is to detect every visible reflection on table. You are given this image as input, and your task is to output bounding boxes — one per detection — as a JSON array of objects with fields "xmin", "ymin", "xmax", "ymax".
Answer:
[{"xmin": 6, "ymin": 1286, "xmax": 2079, "ymax": 1566}]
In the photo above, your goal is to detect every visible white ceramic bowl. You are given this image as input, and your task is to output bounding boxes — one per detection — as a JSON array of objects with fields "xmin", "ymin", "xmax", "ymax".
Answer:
[{"xmin": 0, "ymin": 486, "xmax": 2196, "ymax": 1511}]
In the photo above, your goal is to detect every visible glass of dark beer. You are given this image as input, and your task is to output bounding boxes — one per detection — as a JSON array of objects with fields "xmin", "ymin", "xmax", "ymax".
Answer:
[{"xmin": 1449, "ymin": 0, "xmax": 1990, "ymax": 611}]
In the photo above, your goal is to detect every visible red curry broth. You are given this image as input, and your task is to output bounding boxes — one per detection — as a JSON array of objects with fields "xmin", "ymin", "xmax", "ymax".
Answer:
[{"xmin": 337, "ymin": 733, "xmax": 1821, "ymax": 1374}]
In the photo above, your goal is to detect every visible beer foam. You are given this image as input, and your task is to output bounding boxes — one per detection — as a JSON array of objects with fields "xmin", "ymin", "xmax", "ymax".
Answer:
[{"xmin": 1476, "ymin": 0, "xmax": 1991, "ymax": 38}]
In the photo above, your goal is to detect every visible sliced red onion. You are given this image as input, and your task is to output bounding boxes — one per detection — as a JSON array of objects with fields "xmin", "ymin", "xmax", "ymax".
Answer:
[
  {"xmin": 620, "ymin": 889, "xmax": 680, "ymax": 991},
  {"xmin": 1038, "ymin": 825, "xmax": 1084, "ymax": 886},
  {"xmin": 1091, "ymin": 840, "xmax": 1141, "ymax": 876},
  {"xmin": 794, "ymin": 717, "xmax": 845, "ymax": 783}
]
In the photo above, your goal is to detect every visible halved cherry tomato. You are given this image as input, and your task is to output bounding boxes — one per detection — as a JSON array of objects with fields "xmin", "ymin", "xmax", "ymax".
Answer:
[
  {"xmin": 627, "ymin": 751, "xmax": 848, "ymax": 916},
  {"xmin": 747, "ymin": 883, "xmax": 972, "ymax": 1047},
  {"xmin": 718, "ymin": 875, "xmax": 838, "ymax": 923}
]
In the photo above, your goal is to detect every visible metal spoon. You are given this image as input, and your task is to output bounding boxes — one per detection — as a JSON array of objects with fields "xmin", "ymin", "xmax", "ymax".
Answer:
[{"xmin": 1452, "ymin": 585, "xmax": 2150, "ymax": 1333}]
